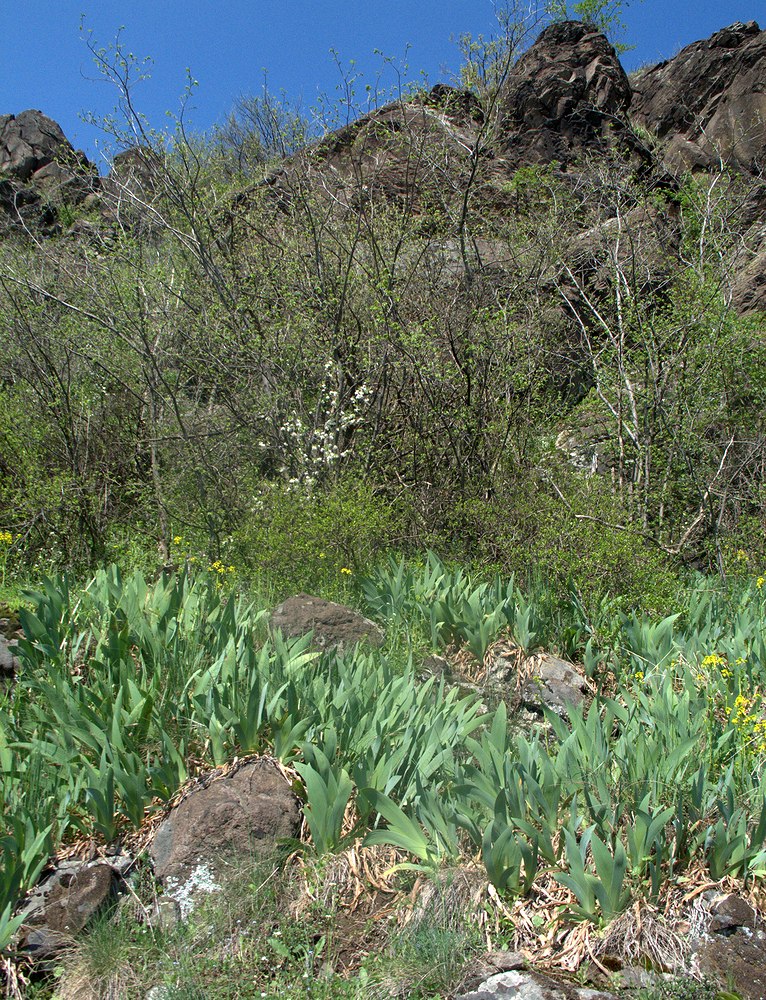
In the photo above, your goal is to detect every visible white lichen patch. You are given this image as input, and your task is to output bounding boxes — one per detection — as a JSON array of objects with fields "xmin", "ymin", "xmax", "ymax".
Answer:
[{"xmin": 164, "ymin": 863, "xmax": 221, "ymax": 918}]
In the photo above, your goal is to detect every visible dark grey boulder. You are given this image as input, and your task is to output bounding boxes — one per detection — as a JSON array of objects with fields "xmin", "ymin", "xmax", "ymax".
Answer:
[
  {"xmin": 484, "ymin": 646, "xmax": 588, "ymax": 717},
  {"xmin": 708, "ymin": 892, "xmax": 757, "ymax": 933},
  {"xmin": 520, "ymin": 652, "xmax": 589, "ymax": 716},
  {"xmin": 0, "ymin": 635, "xmax": 19, "ymax": 679}
]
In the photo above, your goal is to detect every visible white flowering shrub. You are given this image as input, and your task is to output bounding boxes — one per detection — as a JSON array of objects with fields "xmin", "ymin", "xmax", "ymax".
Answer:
[{"xmin": 270, "ymin": 361, "xmax": 372, "ymax": 493}]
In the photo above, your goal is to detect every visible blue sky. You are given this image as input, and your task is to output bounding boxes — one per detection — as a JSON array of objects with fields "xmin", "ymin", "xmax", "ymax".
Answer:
[{"xmin": 1, "ymin": 1, "xmax": 761, "ymax": 166}]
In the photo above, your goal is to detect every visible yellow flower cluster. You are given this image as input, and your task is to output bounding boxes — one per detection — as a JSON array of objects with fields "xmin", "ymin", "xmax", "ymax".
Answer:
[
  {"xmin": 209, "ymin": 560, "xmax": 235, "ymax": 576},
  {"xmin": 702, "ymin": 653, "xmax": 726, "ymax": 667},
  {"xmin": 758, "ymin": 576, "xmax": 765, "ymax": 590},
  {"xmin": 340, "ymin": 567, "xmax": 352, "ymax": 576},
  {"xmin": 699, "ymin": 652, "xmax": 733, "ymax": 679},
  {"xmin": 0, "ymin": 531, "xmax": 12, "ymax": 545},
  {"xmin": 732, "ymin": 692, "xmax": 766, "ymax": 755}
]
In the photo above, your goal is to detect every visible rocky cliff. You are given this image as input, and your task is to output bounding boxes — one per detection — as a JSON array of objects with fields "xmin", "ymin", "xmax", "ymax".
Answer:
[
  {"xmin": 631, "ymin": 20, "xmax": 766, "ymax": 175},
  {"xmin": 2, "ymin": 20, "xmax": 765, "ymax": 306}
]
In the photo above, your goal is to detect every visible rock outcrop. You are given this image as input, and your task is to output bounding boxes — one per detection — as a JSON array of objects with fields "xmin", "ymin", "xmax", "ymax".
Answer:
[
  {"xmin": 265, "ymin": 21, "xmax": 639, "ymax": 218},
  {"xmin": 0, "ymin": 110, "xmax": 96, "ymax": 231},
  {"xmin": 496, "ymin": 20, "xmax": 632, "ymax": 170},
  {"xmin": 456, "ymin": 969, "xmax": 617, "ymax": 1000},
  {"xmin": 0, "ymin": 110, "xmax": 75, "ymax": 182},
  {"xmin": 631, "ymin": 20, "xmax": 766, "ymax": 175},
  {"xmin": 684, "ymin": 892, "xmax": 766, "ymax": 1000},
  {"xmin": 264, "ymin": 83, "xmax": 483, "ymax": 214},
  {"xmin": 631, "ymin": 20, "xmax": 766, "ymax": 315}
]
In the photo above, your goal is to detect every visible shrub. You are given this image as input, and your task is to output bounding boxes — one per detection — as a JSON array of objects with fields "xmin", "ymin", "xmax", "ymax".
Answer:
[{"xmin": 233, "ymin": 476, "xmax": 405, "ymax": 599}]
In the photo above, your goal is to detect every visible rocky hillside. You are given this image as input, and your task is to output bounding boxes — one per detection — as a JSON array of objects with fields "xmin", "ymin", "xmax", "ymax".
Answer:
[
  {"xmin": 0, "ymin": 19, "xmax": 765, "ymax": 583},
  {"xmin": 3, "ymin": 20, "xmax": 766, "ymax": 1000},
  {"xmin": 3, "ymin": 21, "xmax": 765, "ymax": 314},
  {"xmin": 4, "ymin": 21, "xmax": 764, "ymax": 222}
]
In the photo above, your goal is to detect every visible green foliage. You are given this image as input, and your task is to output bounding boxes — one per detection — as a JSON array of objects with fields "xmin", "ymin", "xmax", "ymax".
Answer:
[
  {"xmin": 4, "ymin": 15, "xmax": 766, "ymax": 992},
  {"xmin": 371, "ymin": 916, "xmax": 481, "ymax": 998},
  {"xmin": 636, "ymin": 978, "xmax": 742, "ymax": 1000},
  {"xmin": 213, "ymin": 82, "xmax": 312, "ymax": 178},
  {"xmin": 295, "ymin": 734, "xmax": 354, "ymax": 855},
  {"xmin": 2, "ymin": 555, "xmax": 766, "ymax": 958},
  {"xmin": 557, "ymin": 826, "xmax": 629, "ymax": 922},
  {"xmin": 362, "ymin": 552, "xmax": 518, "ymax": 658},
  {"xmin": 0, "ymin": 815, "xmax": 53, "ymax": 952},
  {"xmin": 234, "ymin": 477, "xmax": 401, "ymax": 599},
  {"xmin": 546, "ymin": 0, "xmax": 637, "ymax": 50}
]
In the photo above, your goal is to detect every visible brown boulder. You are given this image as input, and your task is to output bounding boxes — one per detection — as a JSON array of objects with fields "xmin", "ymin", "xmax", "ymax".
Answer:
[
  {"xmin": 631, "ymin": 21, "xmax": 766, "ymax": 175},
  {"xmin": 150, "ymin": 759, "xmax": 300, "ymax": 908},
  {"xmin": 19, "ymin": 862, "xmax": 115, "ymax": 957},
  {"xmin": 270, "ymin": 593, "xmax": 384, "ymax": 651}
]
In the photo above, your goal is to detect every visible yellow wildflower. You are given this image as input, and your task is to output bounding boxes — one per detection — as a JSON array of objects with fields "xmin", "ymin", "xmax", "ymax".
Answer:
[
  {"xmin": 340, "ymin": 567, "xmax": 352, "ymax": 576},
  {"xmin": 758, "ymin": 577, "xmax": 765, "ymax": 590},
  {"xmin": 0, "ymin": 530, "xmax": 11, "ymax": 545},
  {"xmin": 702, "ymin": 653, "xmax": 726, "ymax": 668}
]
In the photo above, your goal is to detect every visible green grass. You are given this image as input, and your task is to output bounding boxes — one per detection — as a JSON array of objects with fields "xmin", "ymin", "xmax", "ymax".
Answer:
[{"xmin": 44, "ymin": 851, "xmax": 395, "ymax": 999}]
